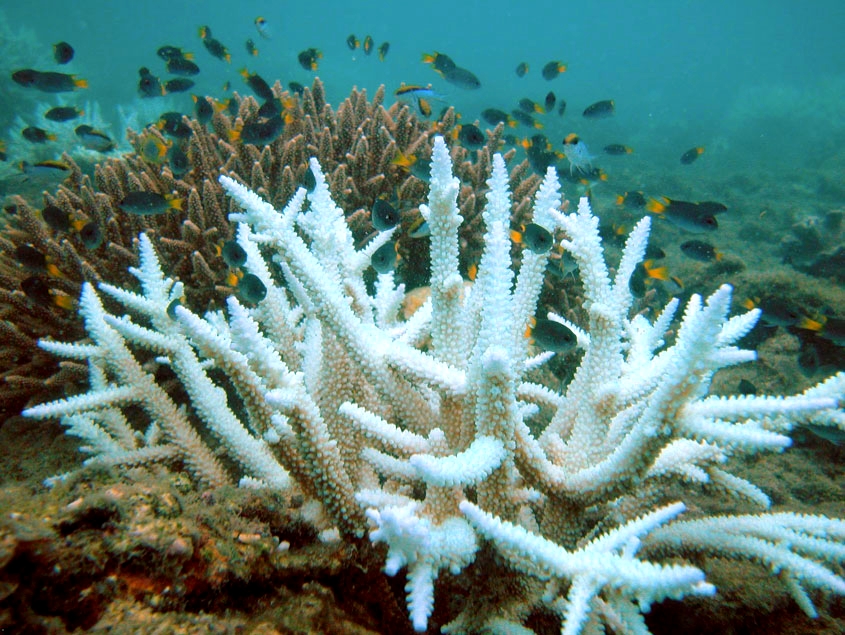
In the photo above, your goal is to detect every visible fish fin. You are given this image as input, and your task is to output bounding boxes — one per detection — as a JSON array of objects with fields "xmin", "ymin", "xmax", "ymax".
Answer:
[
  {"xmin": 643, "ymin": 260, "xmax": 669, "ymax": 281},
  {"xmin": 467, "ymin": 263, "xmax": 477, "ymax": 281},
  {"xmin": 798, "ymin": 317, "xmax": 824, "ymax": 332},
  {"xmin": 646, "ymin": 198, "xmax": 667, "ymax": 214}
]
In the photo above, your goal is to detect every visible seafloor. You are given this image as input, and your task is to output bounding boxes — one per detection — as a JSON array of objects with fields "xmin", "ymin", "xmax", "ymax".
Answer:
[{"xmin": 0, "ymin": 148, "xmax": 843, "ymax": 634}]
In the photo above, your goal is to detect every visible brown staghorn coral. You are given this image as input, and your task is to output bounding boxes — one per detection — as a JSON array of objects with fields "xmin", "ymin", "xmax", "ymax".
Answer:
[{"xmin": 0, "ymin": 78, "xmax": 542, "ymax": 420}]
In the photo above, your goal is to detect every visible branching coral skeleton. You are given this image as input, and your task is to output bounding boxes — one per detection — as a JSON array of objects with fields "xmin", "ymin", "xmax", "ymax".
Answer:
[{"xmin": 25, "ymin": 136, "xmax": 845, "ymax": 634}]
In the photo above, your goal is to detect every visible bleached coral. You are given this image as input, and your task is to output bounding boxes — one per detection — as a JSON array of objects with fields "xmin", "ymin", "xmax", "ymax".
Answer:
[{"xmin": 24, "ymin": 136, "xmax": 845, "ymax": 633}]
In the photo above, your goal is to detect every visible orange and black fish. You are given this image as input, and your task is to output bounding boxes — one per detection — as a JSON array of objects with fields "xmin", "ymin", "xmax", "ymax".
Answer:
[
  {"xmin": 228, "ymin": 115, "xmax": 285, "ymax": 145},
  {"xmin": 138, "ymin": 67, "xmax": 164, "ymax": 97},
  {"xmin": 541, "ymin": 61, "xmax": 566, "ymax": 80},
  {"xmin": 443, "ymin": 66, "xmax": 480, "ymax": 90},
  {"xmin": 164, "ymin": 78, "xmax": 195, "ymax": 93},
  {"xmin": 646, "ymin": 197, "xmax": 719, "ymax": 233},
  {"xmin": 246, "ymin": 39, "xmax": 258, "ymax": 57},
  {"xmin": 19, "ymin": 160, "xmax": 70, "ymax": 178},
  {"xmin": 346, "ymin": 34, "xmax": 359, "ymax": 50},
  {"xmin": 22, "ymin": 126, "xmax": 56, "ymax": 143},
  {"xmin": 510, "ymin": 109, "xmax": 542, "ymax": 129},
  {"xmin": 680, "ymin": 146, "xmax": 704, "ymax": 164},
  {"xmin": 363, "ymin": 35, "xmax": 374, "ymax": 55},
  {"xmin": 199, "ymin": 26, "xmax": 231, "ymax": 62},
  {"xmin": 45, "ymin": 106, "xmax": 83, "ymax": 122},
  {"xmin": 240, "ymin": 68, "xmax": 274, "ymax": 101},
  {"xmin": 53, "ymin": 41, "xmax": 74, "ymax": 64},
  {"xmin": 604, "ymin": 144, "xmax": 633, "ymax": 155},
  {"xmin": 680, "ymin": 240, "xmax": 722, "ymax": 262},
  {"xmin": 166, "ymin": 56, "xmax": 200, "ymax": 76},
  {"xmin": 75, "ymin": 125, "xmax": 115, "ymax": 152},
  {"xmin": 481, "ymin": 108, "xmax": 511, "ymax": 127},
  {"xmin": 157, "ymin": 46, "xmax": 193, "ymax": 61},
  {"xmin": 583, "ymin": 100, "xmax": 615, "ymax": 118},
  {"xmin": 12, "ymin": 69, "xmax": 87, "ymax": 93},
  {"xmin": 519, "ymin": 98, "xmax": 544, "ymax": 114},
  {"xmin": 544, "ymin": 91, "xmax": 556, "ymax": 112},
  {"xmin": 615, "ymin": 190, "xmax": 646, "ymax": 209},
  {"xmin": 378, "ymin": 41, "xmax": 390, "ymax": 62},
  {"xmin": 421, "ymin": 51, "xmax": 456, "ymax": 75},
  {"xmin": 515, "ymin": 62, "xmax": 528, "ymax": 77},
  {"xmin": 457, "ymin": 123, "xmax": 485, "ymax": 150},
  {"xmin": 297, "ymin": 48, "xmax": 322, "ymax": 71},
  {"xmin": 120, "ymin": 191, "xmax": 184, "ymax": 216}
]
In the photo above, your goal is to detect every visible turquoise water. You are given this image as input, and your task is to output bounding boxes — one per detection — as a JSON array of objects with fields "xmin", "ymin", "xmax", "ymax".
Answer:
[{"xmin": 4, "ymin": 0, "xmax": 844, "ymax": 174}]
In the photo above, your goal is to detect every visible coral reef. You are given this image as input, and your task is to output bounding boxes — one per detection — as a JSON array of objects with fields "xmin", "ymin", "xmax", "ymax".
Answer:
[
  {"xmin": 0, "ymin": 79, "xmax": 538, "ymax": 416},
  {"xmin": 22, "ymin": 135, "xmax": 845, "ymax": 633}
]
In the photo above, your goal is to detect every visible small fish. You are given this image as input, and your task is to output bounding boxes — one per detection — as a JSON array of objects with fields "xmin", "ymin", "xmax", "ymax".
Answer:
[
  {"xmin": 75, "ymin": 125, "xmax": 115, "ymax": 152},
  {"xmin": 288, "ymin": 81, "xmax": 305, "ymax": 95},
  {"xmin": 519, "ymin": 98, "xmax": 544, "ymax": 114},
  {"xmin": 443, "ymin": 66, "xmax": 481, "ymax": 90},
  {"xmin": 562, "ymin": 133, "xmax": 594, "ymax": 175},
  {"xmin": 645, "ymin": 197, "xmax": 718, "ymax": 233},
  {"xmin": 557, "ymin": 100, "xmax": 567, "ymax": 116},
  {"xmin": 193, "ymin": 95, "xmax": 213, "ymax": 125},
  {"xmin": 167, "ymin": 143, "xmax": 190, "ymax": 176},
  {"xmin": 742, "ymin": 297, "xmax": 821, "ymax": 330},
  {"xmin": 510, "ymin": 109, "xmax": 542, "ymax": 129},
  {"xmin": 528, "ymin": 318, "xmax": 577, "ymax": 353},
  {"xmin": 378, "ymin": 42, "xmax": 390, "ymax": 62},
  {"xmin": 254, "ymin": 16, "xmax": 271, "ymax": 39},
  {"xmin": 372, "ymin": 199, "xmax": 400, "ymax": 231},
  {"xmin": 22, "ymin": 126, "xmax": 56, "ymax": 143},
  {"xmin": 240, "ymin": 68, "xmax": 275, "ymax": 101},
  {"xmin": 363, "ymin": 35, "xmax": 374, "ymax": 55},
  {"xmin": 228, "ymin": 115, "xmax": 284, "ymax": 145},
  {"xmin": 246, "ymin": 38, "xmax": 258, "ymax": 57},
  {"xmin": 629, "ymin": 259, "xmax": 671, "ymax": 297},
  {"xmin": 12, "ymin": 69, "xmax": 87, "ymax": 92},
  {"xmin": 53, "ymin": 41, "xmax": 74, "ymax": 65},
  {"xmin": 481, "ymin": 108, "xmax": 511, "ymax": 127},
  {"xmin": 21, "ymin": 276, "xmax": 53, "ymax": 306},
  {"xmin": 199, "ymin": 26, "xmax": 231, "ymax": 62},
  {"xmin": 166, "ymin": 57, "xmax": 200, "ymax": 76},
  {"xmin": 680, "ymin": 240, "xmax": 722, "ymax": 262},
  {"xmin": 157, "ymin": 46, "xmax": 193, "ymax": 61},
  {"xmin": 44, "ymin": 105, "xmax": 83, "ymax": 122},
  {"xmin": 409, "ymin": 218, "xmax": 430, "ymax": 237},
  {"xmin": 583, "ymin": 100, "xmax": 615, "ymax": 118},
  {"xmin": 15, "ymin": 244, "xmax": 48, "ymax": 271},
  {"xmin": 421, "ymin": 51, "xmax": 456, "ymax": 75},
  {"xmin": 19, "ymin": 159, "xmax": 70, "ymax": 178},
  {"xmin": 139, "ymin": 133, "xmax": 169, "ymax": 163},
  {"xmin": 515, "ymin": 62, "xmax": 529, "ymax": 78},
  {"xmin": 541, "ymin": 61, "xmax": 567, "ymax": 80},
  {"xmin": 513, "ymin": 223, "xmax": 553, "ymax": 254},
  {"xmin": 615, "ymin": 190, "xmax": 646, "ymax": 209},
  {"xmin": 410, "ymin": 158, "xmax": 431, "ymax": 183},
  {"xmin": 157, "ymin": 112, "xmax": 193, "ymax": 139},
  {"xmin": 221, "ymin": 240, "xmax": 247, "ymax": 267},
  {"xmin": 119, "ymin": 191, "xmax": 184, "ymax": 215},
  {"xmin": 42, "ymin": 205, "xmax": 71, "ymax": 232},
  {"xmin": 458, "ymin": 123, "xmax": 485, "ymax": 150},
  {"xmin": 79, "ymin": 221, "xmax": 103, "ymax": 249},
  {"xmin": 680, "ymin": 146, "xmax": 704, "ymax": 165},
  {"xmin": 544, "ymin": 91, "xmax": 556, "ymax": 112},
  {"xmin": 164, "ymin": 78, "xmax": 195, "ymax": 94},
  {"xmin": 372, "ymin": 241, "xmax": 397, "ymax": 273},
  {"xmin": 239, "ymin": 273, "xmax": 266, "ymax": 303},
  {"xmin": 297, "ymin": 48, "xmax": 322, "ymax": 71},
  {"xmin": 138, "ymin": 67, "xmax": 164, "ymax": 97},
  {"xmin": 346, "ymin": 34, "xmax": 359, "ymax": 50},
  {"xmin": 603, "ymin": 144, "xmax": 633, "ymax": 155}
]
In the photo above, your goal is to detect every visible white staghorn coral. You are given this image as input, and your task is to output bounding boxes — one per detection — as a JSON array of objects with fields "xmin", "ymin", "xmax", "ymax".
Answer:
[{"xmin": 24, "ymin": 136, "xmax": 845, "ymax": 634}]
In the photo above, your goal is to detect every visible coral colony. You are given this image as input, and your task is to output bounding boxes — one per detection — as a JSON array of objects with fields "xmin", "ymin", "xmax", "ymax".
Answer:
[{"xmin": 24, "ymin": 136, "xmax": 845, "ymax": 634}]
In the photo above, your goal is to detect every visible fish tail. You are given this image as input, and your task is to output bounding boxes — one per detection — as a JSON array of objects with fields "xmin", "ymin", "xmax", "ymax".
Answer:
[
  {"xmin": 643, "ymin": 260, "xmax": 669, "ymax": 281},
  {"xmin": 74, "ymin": 77, "xmax": 88, "ymax": 89},
  {"xmin": 646, "ymin": 198, "xmax": 666, "ymax": 214}
]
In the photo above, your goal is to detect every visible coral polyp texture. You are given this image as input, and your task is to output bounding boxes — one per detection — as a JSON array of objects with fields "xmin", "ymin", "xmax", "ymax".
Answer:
[{"xmin": 23, "ymin": 136, "xmax": 845, "ymax": 634}]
